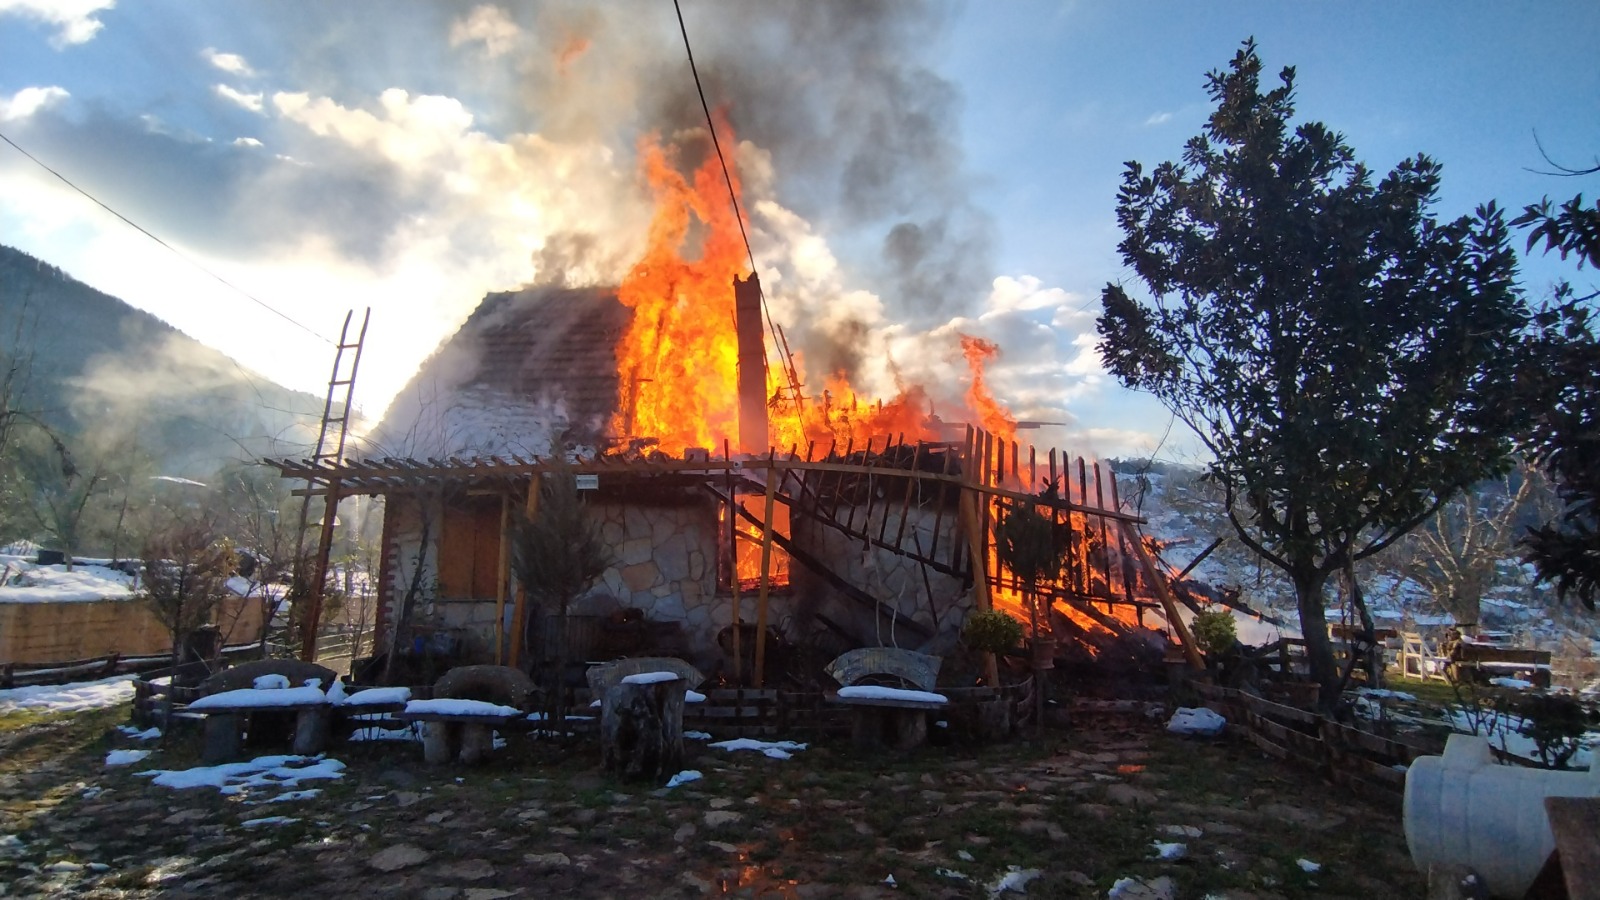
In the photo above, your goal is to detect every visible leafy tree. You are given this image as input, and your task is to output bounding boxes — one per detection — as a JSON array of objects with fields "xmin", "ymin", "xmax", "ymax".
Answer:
[
  {"xmin": 1514, "ymin": 181, "xmax": 1600, "ymax": 609},
  {"xmin": 1096, "ymin": 40, "xmax": 1536, "ymax": 704},
  {"xmin": 508, "ymin": 459, "xmax": 611, "ymax": 731}
]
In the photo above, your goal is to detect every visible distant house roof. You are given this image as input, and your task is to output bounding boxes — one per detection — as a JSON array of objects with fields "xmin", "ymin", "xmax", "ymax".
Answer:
[{"xmin": 372, "ymin": 285, "xmax": 629, "ymax": 458}]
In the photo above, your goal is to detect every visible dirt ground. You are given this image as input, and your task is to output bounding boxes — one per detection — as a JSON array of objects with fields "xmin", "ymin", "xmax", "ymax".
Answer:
[{"xmin": 0, "ymin": 706, "xmax": 1426, "ymax": 899}]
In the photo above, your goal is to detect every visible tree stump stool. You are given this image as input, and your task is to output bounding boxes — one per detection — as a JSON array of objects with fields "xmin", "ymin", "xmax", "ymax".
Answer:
[{"xmin": 600, "ymin": 673, "xmax": 687, "ymax": 781}]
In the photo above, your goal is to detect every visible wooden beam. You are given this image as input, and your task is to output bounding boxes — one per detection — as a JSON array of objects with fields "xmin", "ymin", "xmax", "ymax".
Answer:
[
  {"xmin": 1119, "ymin": 519, "xmax": 1205, "ymax": 671},
  {"xmin": 508, "ymin": 478, "xmax": 539, "ymax": 670},
  {"xmin": 301, "ymin": 482, "xmax": 341, "ymax": 661},
  {"xmin": 753, "ymin": 458, "xmax": 778, "ymax": 689},
  {"xmin": 493, "ymin": 491, "xmax": 511, "ymax": 665}
]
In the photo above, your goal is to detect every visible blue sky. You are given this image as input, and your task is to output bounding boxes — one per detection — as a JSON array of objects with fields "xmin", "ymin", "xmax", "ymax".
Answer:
[{"xmin": 0, "ymin": 1, "xmax": 1594, "ymax": 460}]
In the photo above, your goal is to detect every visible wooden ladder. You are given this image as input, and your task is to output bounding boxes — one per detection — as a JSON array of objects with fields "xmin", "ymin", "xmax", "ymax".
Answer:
[{"xmin": 297, "ymin": 308, "xmax": 371, "ymax": 661}]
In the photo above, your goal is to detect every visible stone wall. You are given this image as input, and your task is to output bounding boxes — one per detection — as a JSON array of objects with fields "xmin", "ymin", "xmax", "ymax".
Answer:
[
  {"xmin": 789, "ymin": 503, "xmax": 974, "ymax": 650},
  {"xmin": 382, "ymin": 492, "xmax": 799, "ymax": 670}
]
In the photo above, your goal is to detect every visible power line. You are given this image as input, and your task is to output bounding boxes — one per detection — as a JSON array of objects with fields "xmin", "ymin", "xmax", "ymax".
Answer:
[
  {"xmin": 670, "ymin": 0, "xmax": 807, "ymax": 417},
  {"xmin": 0, "ymin": 129, "xmax": 335, "ymax": 346}
]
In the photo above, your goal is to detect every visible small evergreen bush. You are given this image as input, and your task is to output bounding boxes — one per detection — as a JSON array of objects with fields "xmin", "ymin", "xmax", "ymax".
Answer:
[
  {"xmin": 1191, "ymin": 607, "xmax": 1237, "ymax": 659},
  {"xmin": 963, "ymin": 609, "xmax": 1025, "ymax": 654}
]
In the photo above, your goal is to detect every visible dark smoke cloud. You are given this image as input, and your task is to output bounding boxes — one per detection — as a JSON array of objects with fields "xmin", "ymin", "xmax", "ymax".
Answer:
[{"xmin": 515, "ymin": 0, "xmax": 995, "ymax": 344}]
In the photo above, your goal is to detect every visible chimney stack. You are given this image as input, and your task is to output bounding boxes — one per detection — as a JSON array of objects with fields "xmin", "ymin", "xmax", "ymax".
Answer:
[{"xmin": 734, "ymin": 273, "xmax": 768, "ymax": 453}]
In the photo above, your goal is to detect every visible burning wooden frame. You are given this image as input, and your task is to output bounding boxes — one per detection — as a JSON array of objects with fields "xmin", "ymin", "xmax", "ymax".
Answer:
[{"xmin": 267, "ymin": 425, "xmax": 1201, "ymax": 686}]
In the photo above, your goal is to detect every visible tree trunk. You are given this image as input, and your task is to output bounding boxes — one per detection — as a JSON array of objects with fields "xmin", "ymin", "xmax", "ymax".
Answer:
[
  {"xmin": 601, "ymin": 679, "xmax": 686, "ymax": 781},
  {"xmin": 1292, "ymin": 569, "xmax": 1339, "ymax": 711}
]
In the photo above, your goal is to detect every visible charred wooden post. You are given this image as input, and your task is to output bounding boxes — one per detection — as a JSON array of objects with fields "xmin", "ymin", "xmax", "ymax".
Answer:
[
  {"xmin": 753, "ymin": 453, "xmax": 778, "ymax": 688},
  {"xmin": 734, "ymin": 274, "xmax": 768, "ymax": 453}
]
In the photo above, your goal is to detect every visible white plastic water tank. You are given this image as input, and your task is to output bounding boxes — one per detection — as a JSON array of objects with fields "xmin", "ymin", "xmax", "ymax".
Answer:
[{"xmin": 1403, "ymin": 733, "xmax": 1600, "ymax": 898}]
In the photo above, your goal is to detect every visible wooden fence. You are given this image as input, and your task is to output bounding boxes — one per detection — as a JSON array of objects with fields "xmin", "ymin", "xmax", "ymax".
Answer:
[
  {"xmin": 3, "ymin": 641, "xmax": 267, "ymax": 690},
  {"xmin": 1193, "ymin": 682, "xmax": 1441, "ymax": 803}
]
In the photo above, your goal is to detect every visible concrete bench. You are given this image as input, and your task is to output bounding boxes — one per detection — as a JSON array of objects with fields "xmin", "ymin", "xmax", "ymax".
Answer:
[
  {"xmin": 191, "ymin": 660, "xmax": 339, "ymax": 764},
  {"xmin": 398, "ymin": 666, "xmax": 534, "ymax": 766},
  {"xmin": 825, "ymin": 648, "xmax": 947, "ymax": 751}
]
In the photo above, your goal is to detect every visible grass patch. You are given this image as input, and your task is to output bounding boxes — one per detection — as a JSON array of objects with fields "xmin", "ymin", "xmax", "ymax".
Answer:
[{"xmin": 1386, "ymin": 676, "xmax": 1459, "ymax": 707}]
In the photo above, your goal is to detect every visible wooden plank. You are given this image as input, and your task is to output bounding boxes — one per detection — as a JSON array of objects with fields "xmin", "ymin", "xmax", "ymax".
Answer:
[
  {"xmin": 890, "ymin": 441, "xmax": 923, "ymax": 549},
  {"xmin": 753, "ymin": 457, "xmax": 778, "ymax": 689},
  {"xmin": 1545, "ymin": 797, "xmax": 1600, "ymax": 900},
  {"xmin": 494, "ymin": 492, "xmax": 510, "ymax": 664},
  {"xmin": 508, "ymin": 479, "xmax": 538, "ymax": 670},
  {"xmin": 1119, "ymin": 519, "xmax": 1205, "ymax": 671}
]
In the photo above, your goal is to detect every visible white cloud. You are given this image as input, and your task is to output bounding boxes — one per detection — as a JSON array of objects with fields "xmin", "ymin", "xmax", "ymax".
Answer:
[
  {"xmin": 214, "ymin": 84, "xmax": 264, "ymax": 113},
  {"xmin": 0, "ymin": 0, "xmax": 114, "ymax": 48},
  {"xmin": 232, "ymin": 137, "xmax": 262, "ymax": 148},
  {"xmin": 0, "ymin": 85, "xmax": 68, "ymax": 121},
  {"xmin": 201, "ymin": 47, "xmax": 256, "ymax": 77},
  {"xmin": 1144, "ymin": 111, "xmax": 1173, "ymax": 126},
  {"xmin": 449, "ymin": 5, "xmax": 521, "ymax": 58}
]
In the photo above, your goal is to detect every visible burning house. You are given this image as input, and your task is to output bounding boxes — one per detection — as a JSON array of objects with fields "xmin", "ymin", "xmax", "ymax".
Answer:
[{"xmin": 268, "ymin": 124, "xmax": 1199, "ymax": 685}]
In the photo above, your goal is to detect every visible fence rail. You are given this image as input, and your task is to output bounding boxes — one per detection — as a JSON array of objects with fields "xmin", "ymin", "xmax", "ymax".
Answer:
[
  {"xmin": 2, "ymin": 642, "xmax": 266, "ymax": 690},
  {"xmin": 1193, "ymin": 681, "xmax": 1441, "ymax": 804}
]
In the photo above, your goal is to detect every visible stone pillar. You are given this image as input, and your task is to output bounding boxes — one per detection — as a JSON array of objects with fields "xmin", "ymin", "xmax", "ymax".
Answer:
[
  {"xmin": 421, "ymin": 721, "xmax": 456, "ymax": 765},
  {"xmin": 201, "ymin": 714, "xmax": 243, "ymax": 765},
  {"xmin": 291, "ymin": 708, "xmax": 330, "ymax": 756}
]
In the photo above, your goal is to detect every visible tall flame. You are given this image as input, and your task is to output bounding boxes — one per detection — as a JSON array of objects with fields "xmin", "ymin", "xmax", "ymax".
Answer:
[
  {"xmin": 609, "ymin": 124, "xmax": 1020, "ymax": 456},
  {"xmin": 960, "ymin": 334, "xmax": 1017, "ymax": 445},
  {"xmin": 610, "ymin": 125, "xmax": 750, "ymax": 453}
]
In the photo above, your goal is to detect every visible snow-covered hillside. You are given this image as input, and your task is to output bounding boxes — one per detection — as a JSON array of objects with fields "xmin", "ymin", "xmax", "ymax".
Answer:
[{"xmin": 1115, "ymin": 464, "xmax": 1600, "ymax": 664}]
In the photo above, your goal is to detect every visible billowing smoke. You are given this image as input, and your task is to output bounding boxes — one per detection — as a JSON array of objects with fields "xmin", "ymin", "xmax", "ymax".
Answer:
[
  {"xmin": 488, "ymin": 0, "xmax": 995, "ymax": 387},
  {"xmin": 6, "ymin": 2, "xmax": 1071, "ymax": 443}
]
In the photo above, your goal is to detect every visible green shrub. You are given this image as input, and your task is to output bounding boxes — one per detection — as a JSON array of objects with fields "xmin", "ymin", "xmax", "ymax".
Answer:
[
  {"xmin": 1514, "ymin": 693, "xmax": 1598, "ymax": 768},
  {"xmin": 1191, "ymin": 607, "xmax": 1237, "ymax": 659},
  {"xmin": 962, "ymin": 609, "xmax": 1025, "ymax": 654}
]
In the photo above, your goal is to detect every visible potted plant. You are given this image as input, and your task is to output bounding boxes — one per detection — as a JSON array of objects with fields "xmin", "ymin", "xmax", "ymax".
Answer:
[{"xmin": 961, "ymin": 609, "xmax": 1025, "ymax": 738}]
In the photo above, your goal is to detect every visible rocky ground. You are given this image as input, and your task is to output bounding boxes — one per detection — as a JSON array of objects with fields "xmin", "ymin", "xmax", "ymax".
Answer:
[{"xmin": 0, "ymin": 706, "xmax": 1425, "ymax": 899}]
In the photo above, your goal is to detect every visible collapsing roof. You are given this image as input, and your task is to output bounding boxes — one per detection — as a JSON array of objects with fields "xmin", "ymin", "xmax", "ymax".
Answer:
[{"xmin": 371, "ymin": 285, "xmax": 630, "ymax": 458}]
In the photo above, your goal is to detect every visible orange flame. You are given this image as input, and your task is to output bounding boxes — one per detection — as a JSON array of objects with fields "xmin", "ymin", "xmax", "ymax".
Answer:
[
  {"xmin": 960, "ymin": 334, "xmax": 1017, "ymax": 445},
  {"xmin": 556, "ymin": 35, "xmax": 591, "ymax": 75},
  {"xmin": 610, "ymin": 122, "xmax": 750, "ymax": 453},
  {"xmin": 609, "ymin": 123, "xmax": 1020, "ymax": 456}
]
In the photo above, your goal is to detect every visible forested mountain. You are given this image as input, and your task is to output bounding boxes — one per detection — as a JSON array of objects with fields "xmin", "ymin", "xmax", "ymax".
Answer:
[{"xmin": 0, "ymin": 245, "xmax": 328, "ymax": 474}]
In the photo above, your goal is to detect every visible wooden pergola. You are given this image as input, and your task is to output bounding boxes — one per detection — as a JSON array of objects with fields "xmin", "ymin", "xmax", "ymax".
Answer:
[{"xmin": 267, "ymin": 425, "xmax": 1203, "ymax": 683}]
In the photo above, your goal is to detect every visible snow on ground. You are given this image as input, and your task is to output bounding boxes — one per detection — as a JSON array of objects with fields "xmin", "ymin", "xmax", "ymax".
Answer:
[
  {"xmin": 665, "ymin": 770, "xmax": 702, "ymax": 788},
  {"xmin": 1150, "ymin": 841, "xmax": 1186, "ymax": 860},
  {"xmin": 347, "ymin": 725, "xmax": 421, "ymax": 743},
  {"xmin": 1445, "ymin": 708, "xmax": 1597, "ymax": 769},
  {"xmin": 709, "ymin": 738, "xmax": 807, "ymax": 760},
  {"xmin": 0, "ymin": 556, "xmax": 136, "ymax": 603},
  {"xmin": 117, "ymin": 725, "xmax": 161, "ymax": 740},
  {"xmin": 104, "ymin": 749, "xmax": 150, "ymax": 767},
  {"xmin": 138, "ymin": 754, "xmax": 346, "ymax": 796},
  {"xmin": 240, "ymin": 816, "xmax": 300, "ymax": 828},
  {"xmin": 0, "ymin": 675, "xmax": 135, "ymax": 714}
]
